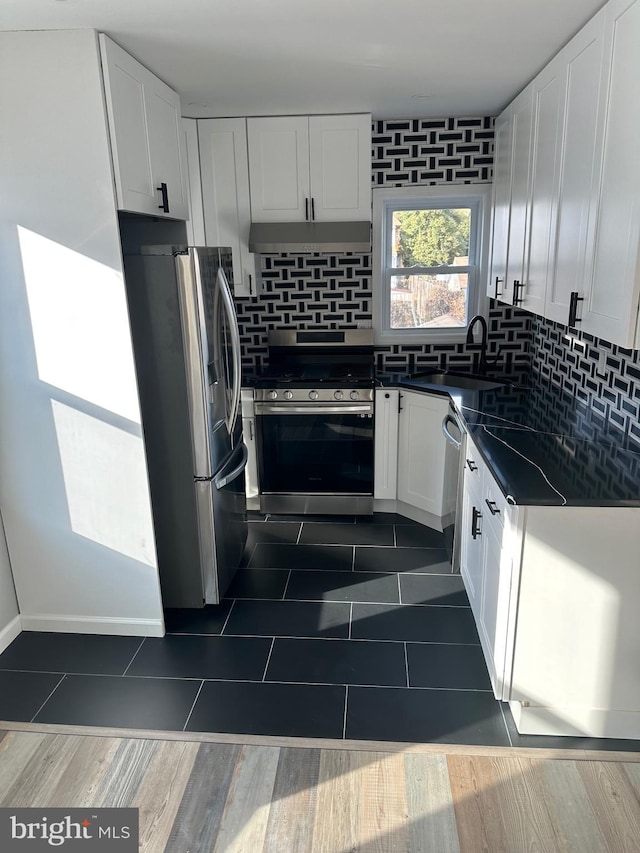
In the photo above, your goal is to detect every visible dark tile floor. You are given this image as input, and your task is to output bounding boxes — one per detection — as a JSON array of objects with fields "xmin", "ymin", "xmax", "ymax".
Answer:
[{"xmin": 1, "ymin": 512, "xmax": 639, "ymax": 752}]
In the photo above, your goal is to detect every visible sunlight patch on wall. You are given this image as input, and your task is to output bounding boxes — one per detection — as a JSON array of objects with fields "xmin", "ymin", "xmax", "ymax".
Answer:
[
  {"xmin": 18, "ymin": 226, "xmax": 141, "ymax": 422},
  {"xmin": 51, "ymin": 399, "xmax": 156, "ymax": 568}
]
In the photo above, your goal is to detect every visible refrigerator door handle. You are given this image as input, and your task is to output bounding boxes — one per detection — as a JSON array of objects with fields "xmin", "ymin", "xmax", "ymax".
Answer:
[
  {"xmin": 214, "ymin": 442, "xmax": 249, "ymax": 490},
  {"xmin": 216, "ymin": 267, "xmax": 242, "ymax": 440}
]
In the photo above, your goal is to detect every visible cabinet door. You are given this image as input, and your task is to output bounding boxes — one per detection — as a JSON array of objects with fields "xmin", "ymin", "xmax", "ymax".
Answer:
[
  {"xmin": 146, "ymin": 75, "xmax": 189, "ymax": 220},
  {"xmin": 545, "ymin": 12, "xmax": 605, "ymax": 326},
  {"xmin": 308, "ymin": 114, "xmax": 371, "ymax": 221},
  {"xmin": 479, "ymin": 517, "xmax": 513, "ymax": 699},
  {"xmin": 100, "ymin": 35, "xmax": 156, "ymax": 216},
  {"xmin": 487, "ymin": 110, "xmax": 513, "ymax": 302},
  {"xmin": 100, "ymin": 35, "xmax": 188, "ymax": 220},
  {"xmin": 374, "ymin": 389, "xmax": 399, "ymax": 500},
  {"xmin": 397, "ymin": 391, "xmax": 450, "ymax": 517},
  {"xmin": 199, "ymin": 118, "xmax": 259, "ymax": 298},
  {"xmin": 504, "ymin": 86, "xmax": 533, "ymax": 306},
  {"xmin": 524, "ymin": 59, "xmax": 564, "ymax": 316},
  {"xmin": 183, "ymin": 118, "xmax": 206, "ymax": 245},
  {"xmin": 582, "ymin": 0, "xmax": 640, "ymax": 347},
  {"xmin": 459, "ymin": 479, "xmax": 483, "ymax": 622},
  {"xmin": 247, "ymin": 116, "xmax": 310, "ymax": 222}
]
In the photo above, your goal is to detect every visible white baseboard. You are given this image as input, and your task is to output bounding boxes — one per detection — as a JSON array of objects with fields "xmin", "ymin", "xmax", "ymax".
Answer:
[
  {"xmin": 509, "ymin": 700, "xmax": 640, "ymax": 740},
  {"xmin": 20, "ymin": 614, "xmax": 165, "ymax": 637},
  {"xmin": 0, "ymin": 614, "xmax": 21, "ymax": 654}
]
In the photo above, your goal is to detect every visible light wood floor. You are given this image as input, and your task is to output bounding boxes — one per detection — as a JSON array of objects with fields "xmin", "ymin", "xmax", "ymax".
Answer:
[{"xmin": 1, "ymin": 726, "xmax": 640, "ymax": 852}]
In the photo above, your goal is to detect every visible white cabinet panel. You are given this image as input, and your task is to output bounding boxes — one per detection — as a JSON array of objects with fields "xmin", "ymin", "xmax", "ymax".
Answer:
[
  {"xmin": 146, "ymin": 79, "xmax": 189, "ymax": 219},
  {"xmin": 524, "ymin": 61, "xmax": 563, "ymax": 316},
  {"xmin": 199, "ymin": 118, "xmax": 259, "ymax": 298},
  {"xmin": 247, "ymin": 116, "xmax": 309, "ymax": 222},
  {"xmin": 459, "ymin": 472, "xmax": 483, "ymax": 622},
  {"xmin": 397, "ymin": 391, "xmax": 451, "ymax": 517},
  {"xmin": 487, "ymin": 111, "xmax": 512, "ymax": 302},
  {"xmin": 247, "ymin": 114, "xmax": 371, "ymax": 223},
  {"xmin": 100, "ymin": 34, "xmax": 188, "ymax": 220},
  {"xmin": 505, "ymin": 87, "xmax": 533, "ymax": 307},
  {"xmin": 374, "ymin": 389, "xmax": 399, "ymax": 500},
  {"xmin": 583, "ymin": 0, "xmax": 640, "ymax": 347},
  {"xmin": 487, "ymin": 88, "xmax": 533, "ymax": 307},
  {"xmin": 545, "ymin": 13, "xmax": 605, "ymax": 325},
  {"xmin": 308, "ymin": 114, "xmax": 372, "ymax": 221},
  {"xmin": 183, "ymin": 118, "xmax": 206, "ymax": 245}
]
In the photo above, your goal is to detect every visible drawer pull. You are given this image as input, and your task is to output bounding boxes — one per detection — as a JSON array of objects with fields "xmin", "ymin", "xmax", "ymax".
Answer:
[
  {"xmin": 471, "ymin": 506, "xmax": 482, "ymax": 539},
  {"xmin": 466, "ymin": 459, "xmax": 478, "ymax": 471},
  {"xmin": 485, "ymin": 499, "xmax": 500, "ymax": 516}
]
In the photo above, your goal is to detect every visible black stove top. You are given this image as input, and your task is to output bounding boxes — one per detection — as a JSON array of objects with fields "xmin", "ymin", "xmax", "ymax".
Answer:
[
  {"xmin": 249, "ymin": 328, "xmax": 376, "ymax": 389},
  {"xmin": 250, "ymin": 362, "xmax": 375, "ymax": 388}
]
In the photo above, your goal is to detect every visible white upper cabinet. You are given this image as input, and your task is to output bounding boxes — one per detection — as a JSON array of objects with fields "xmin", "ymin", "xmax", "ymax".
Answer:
[
  {"xmin": 487, "ymin": 88, "xmax": 533, "ymax": 306},
  {"xmin": 247, "ymin": 114, "xmax": 371, "ymax": 222},
  {"xmin": 182, "ymin": 118, "xmax": 206, "ymax": 245},
  {"xmin": 504, "ymin": 87, "xmax": 534, "ymax": 309},
  {"xmin": 487, "ymin": 111, "xmax": 513, "ymax": 302},
  {"xmin": 488, "ymin": 0, "xmax": 640, "ymax": 347},
  {"xmin": 198, "ymin": 118, "xmax": 259, "ymax": 298},
  {"xmin": 544, "ymin": 12, "xmax": 605, "ymax": 325},
  {"xmin": 308, "ymin": 114, "xmax": 372, "ymax": 221},
  {"xmin": 99, "ymin": 34, "xmax": 189, "ymax": 220},
  {"xmin": 247, "ymin": 116, "xmax": 310, "ymax": 222},
  {"xmin": 582, "ymin": 0, "xmax": 640, "ymax": 347}
]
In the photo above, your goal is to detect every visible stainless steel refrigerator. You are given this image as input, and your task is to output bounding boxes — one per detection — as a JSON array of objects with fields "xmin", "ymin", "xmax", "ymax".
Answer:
[{"xmin": 123, "ymin": 245, "xmax": 248, "ymax": 608}]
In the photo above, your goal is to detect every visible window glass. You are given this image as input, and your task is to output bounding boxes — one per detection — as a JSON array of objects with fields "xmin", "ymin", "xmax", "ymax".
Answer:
[{"xmin": 373, "ymin": 187, "xmax": 488, "ymax": 344}]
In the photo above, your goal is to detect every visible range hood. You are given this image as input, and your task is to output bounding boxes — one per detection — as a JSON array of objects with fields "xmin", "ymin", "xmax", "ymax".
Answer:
[{"xmin": 248, "ymin": 220, "xmax": 371, "ymax": 254}]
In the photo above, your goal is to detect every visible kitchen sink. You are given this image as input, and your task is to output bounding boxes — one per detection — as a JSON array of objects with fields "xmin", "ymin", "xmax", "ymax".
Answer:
[{"xmin": 409, "ymin": 371, "xmax": 510, "ymax": 391}]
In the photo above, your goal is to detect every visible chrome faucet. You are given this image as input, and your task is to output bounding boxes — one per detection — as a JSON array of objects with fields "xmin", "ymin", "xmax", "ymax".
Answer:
[{"xmin": 465, "ymin": 315, "xmax": 501, "ymax": 374}]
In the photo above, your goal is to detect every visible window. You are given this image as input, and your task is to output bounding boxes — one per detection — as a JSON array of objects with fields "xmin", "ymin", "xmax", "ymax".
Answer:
[{"xmin": 372, "ymin": 184, "xmax": 490, "ymax": 344}]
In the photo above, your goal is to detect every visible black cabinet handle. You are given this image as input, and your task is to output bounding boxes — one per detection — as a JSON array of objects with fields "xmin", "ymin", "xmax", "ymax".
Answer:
[
  {"xmin": 311, "ymin": 197, "xmax": 316, "ymax": 221},
  {"xmin": 248, "ymin": 274, "xmax": 252, "ymax": 296},
  {"xmin": 398, "ymin": 393, "xmax": 403, "ymax": 413},
  {"xmin": 512, "ymin": 280, "xmax": 525, "ymax": 306},
  {"xmin": 305, "ymin": 197, "xmax": 309, "ymax": 221},
  {"xmin": 485, "ymin": 499, "xmax": 500, "ymax": 516},
  {"xmin": 471, "ymin": 506, "xmax": 482, "ymax": 539},
  {"xmin": 157, "ymin": 182, "xmax": 169, "ymax": 213},
  {"xmin": 495, "ymin": 276, "xmax": 503, "ymax": 299},
  {"xmin": 568, "ymin": 291, "xmax": 584, "ymax": 327},
  {"xmin": 384, "ymin": 393, "xmax": 390, "ymax": 399},
  {"xmin": 466, "ymin": 459, "xmax": 478, "ymax": 471}
]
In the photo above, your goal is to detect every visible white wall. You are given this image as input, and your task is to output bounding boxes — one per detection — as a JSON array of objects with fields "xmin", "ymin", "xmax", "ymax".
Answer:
[
  {"xmin": 0, "ymin": 513, "xmax": 20, "ymax": 652},
  {"xmin": 0, "ymin": 30, "xmax": 164, "ymax": 636}
]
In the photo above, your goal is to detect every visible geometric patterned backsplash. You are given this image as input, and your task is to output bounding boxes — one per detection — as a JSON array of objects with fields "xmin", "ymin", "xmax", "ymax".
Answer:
[
  {"xmin": 530, "ymin": 314, "xmax": 640, "ymax": 451},
  {"xmin": 237, "ymin": 115, "xmax": 531, "ymax": 375},
  {"xmin": 236, "ymin": 114, "xmax": 639, "ymax": 451}
]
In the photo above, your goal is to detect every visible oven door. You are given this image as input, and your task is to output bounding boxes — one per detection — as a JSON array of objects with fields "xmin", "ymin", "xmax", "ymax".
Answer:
[{"xmin": 254, "ymin": 402, "xmax": 374, "ymax": 515}]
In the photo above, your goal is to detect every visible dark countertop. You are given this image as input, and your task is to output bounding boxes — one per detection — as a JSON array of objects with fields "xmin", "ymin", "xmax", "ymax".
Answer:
[{"xmin": 377, "ymin": 371, "xmax": 640, "ymax": 508}]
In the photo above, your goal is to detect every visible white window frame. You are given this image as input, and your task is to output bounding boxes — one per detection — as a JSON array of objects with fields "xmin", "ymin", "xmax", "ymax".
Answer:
[{"xmin": 372, "ymin": 184, "xmax": 491, "ymax": 345}]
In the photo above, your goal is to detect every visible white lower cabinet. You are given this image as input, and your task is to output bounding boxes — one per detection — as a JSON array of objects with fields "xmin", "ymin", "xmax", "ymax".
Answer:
[
  {"xmin": 374, "ymin": 389, "xmax": 457, "ymax": 526},
  {"xmin": 460, "ymin": 434, "xmax": 640, "ymax": 739}
]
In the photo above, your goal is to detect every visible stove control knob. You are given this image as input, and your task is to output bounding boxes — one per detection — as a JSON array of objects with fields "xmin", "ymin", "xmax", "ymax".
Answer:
[
  {"xmin": 284, "ymin": 391, "xmax": 293, "ymax": 400},
  {"xmin": 334, "ymin": 390, "xmax": 344, "ymax": 400},
  {"xmin": 350, "ymin": 390, "xmax": 359, "ymax": 401},
  {"xmin": 309, "ymin": 390, "xmax": 319, "ymax": 400},
  {"xmin": 267, "ymin": 390, "xmax": 278, "ymax": 400}
]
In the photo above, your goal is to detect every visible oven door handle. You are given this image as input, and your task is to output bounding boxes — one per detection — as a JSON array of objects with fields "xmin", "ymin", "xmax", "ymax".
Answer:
[{"xmin": 255, "ymin": 403, "xmax": 374, "ymax": 415}]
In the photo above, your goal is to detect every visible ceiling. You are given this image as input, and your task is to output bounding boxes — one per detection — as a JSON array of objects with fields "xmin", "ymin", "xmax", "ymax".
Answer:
[{"xmin": 1, "ymin": 0, "xmax": 604, "ymax": 119}]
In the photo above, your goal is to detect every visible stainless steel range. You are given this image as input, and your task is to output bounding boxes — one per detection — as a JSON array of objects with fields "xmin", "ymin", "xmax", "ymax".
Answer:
[{"xmin": 249, "ymin": 330, "xmax": 375, "ymax": 515}]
